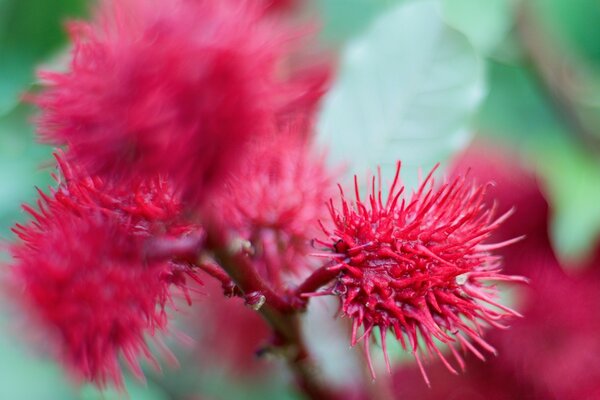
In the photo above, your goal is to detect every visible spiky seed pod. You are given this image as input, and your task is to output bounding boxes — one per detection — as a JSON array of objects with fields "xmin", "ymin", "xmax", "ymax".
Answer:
[
  {"xmin": 8, "ymin": 153, "xmax": 200, "ymax": 388},
  {"xmin": 314, "ymin": 162, "xmax": 526, "ymax": 383}
]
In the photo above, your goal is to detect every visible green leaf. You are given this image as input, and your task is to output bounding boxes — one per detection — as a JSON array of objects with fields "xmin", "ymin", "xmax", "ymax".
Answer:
[
  {"xmin": 0, "ymin": 105, "xmax": 54, "ymax": 237},
  {"xmin": 531, "ymin": 0, "xmax": 600, "ymax": 70},
  {"xmin": 78, "ymin": 378, "xmax": 170, "ymax": 400},
  {"xmin": 534, "ymin": 135, "xmax": 600, "ymax": 266},
  {"xmin": 442, "ymin": 0, "xmax": 513, "ymax": 54},
  {"xmin": 0, "ymin": 0, "xmax": 87, "ymax": 115},
  {"xmin": 317, "ymin": 0, "xmax": 485, "ymax": 189},
  {"xmin": 314, "ymin": 0, "xmax": 405, "ymax": 43},
  {"xmin": 0, "ymin": 308, "xmax": 78, "ymax": 400}
]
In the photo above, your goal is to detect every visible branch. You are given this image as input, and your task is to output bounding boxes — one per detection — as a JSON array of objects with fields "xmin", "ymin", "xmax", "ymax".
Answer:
[
  {"xmin": 206, "ymin": 232, "xmax": 295, "ymax": 314},
  {"xmin": 197, "ymin": 260, "xmax": 241, "ymax": 297},
  {"xmin": 203, "ymin": 222, "xmax": 338, "ymax": 400},
  {"xmin": 296, "ymin": 264, "xmax": 340, "ymax": 297}
]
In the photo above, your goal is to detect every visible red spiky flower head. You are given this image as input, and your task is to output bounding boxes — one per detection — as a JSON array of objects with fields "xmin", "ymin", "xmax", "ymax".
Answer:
[
  {"xmin": 8, "ymin": 154, "xmax": 199, "ymax": 388},
  {"xmin": 314, "ymin": 162, "xmax": 526, "ymax": 383},
  {"xmin": 34, "ymin": 0, "xmax": 328, "ymax": 204}
]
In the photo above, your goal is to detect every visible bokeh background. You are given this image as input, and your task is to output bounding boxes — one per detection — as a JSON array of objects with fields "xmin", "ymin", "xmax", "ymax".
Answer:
[{"xmin": 2, "ymin": 0, "xmax": 600, "ymax": 399}]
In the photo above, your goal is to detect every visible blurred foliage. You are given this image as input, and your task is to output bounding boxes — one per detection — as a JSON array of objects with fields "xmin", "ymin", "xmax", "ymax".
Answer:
[
  {"xmin": 315, "ymin": 0, "xmax": 403, "ymax": 43},
  {"xmin": 443, "ymin": 0, "xmax": 513, "ymax": 55},
  {"xmin": 0, "ymin": 0, "xmax": 87, "ymax": 115},
  {"xmin": 0, "ymin": 105, "xmax": 53, "ymax": 235},
  {"xmin": 2, "ymin": 0, "xmax": 600, "ymax": 398},
  {"xmin": 531, "ymin": 0, "xmax": 600, "ymax": 69},
  {"xmin": 317, "ymin": 0, "xmax": 483, "ymax": 189}
]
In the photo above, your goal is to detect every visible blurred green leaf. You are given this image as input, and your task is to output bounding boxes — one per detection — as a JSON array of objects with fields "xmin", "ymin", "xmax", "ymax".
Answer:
[
  {"xmin": 0, "ymin": 0, "xmax": 87, "ymax": 115},
  {"xmin": 317, "ymin": 0, "xmax": 485, "ymax": 188},
  {"xmin": 0, "ymin": 308, "xmax": 78, "ymax": 399},
  {"xmin": 475, "ymin": 61, "xmax": 600, "ymax": 265},
  {"xmin": 531, "ymin": 0, "xmax": 600, "ymax": 70},
  {"xmin": 535, "ymin": 135, "xmax": 600, "ymax": 266},
  {"xmin": 476, "ymin": 60, "xmax": 562, "ymax": 143},
  {"xmin": 78, "ymin": 378, "xmax": 169, "ymax": 400},
  {"xmin": 442, "ymin": 0, "xmax": 513, "ymax": 54},
  {"xmin": 0, "ymin": 105, "xmax": 54, "ymax": 237},
  {"xmin": 314, "ymin": 0, "xmax": 404, "ymax": 43}
]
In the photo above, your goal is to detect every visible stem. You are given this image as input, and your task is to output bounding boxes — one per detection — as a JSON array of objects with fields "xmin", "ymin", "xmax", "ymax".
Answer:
[
  {"xmin": 203, "ymin": 223, "xmax": 338, "ymax": 400},
  {"xmin": 147, "ymin": 224, "xmax": 343, "ymax": 398},
  {"xmin": 197, "ymin": 261, "xmax": 240, "ymax": 297},
  {"xmin": 210, "ymin": 243, "xmax": 295, "ymax": 313},
  {"xmin": 296, "ymin": 264, "xmax": 339, "ymax": 296}
]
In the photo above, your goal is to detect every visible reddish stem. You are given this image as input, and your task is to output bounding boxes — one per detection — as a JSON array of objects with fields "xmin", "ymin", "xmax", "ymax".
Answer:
[
  {"xmin": 296, "ymin": 264, "xmax": 340, "ymax": 296},
  {"xmin": 202, "ymin": 222, "xmax": 338, "ymax": 400},
  {"xmin": 197, "ymin": 261, "xmax": 240, "ymax": 297},
  {"xmin": 204, "ymin": 225, "xmax": 295, "ymax": 313}
]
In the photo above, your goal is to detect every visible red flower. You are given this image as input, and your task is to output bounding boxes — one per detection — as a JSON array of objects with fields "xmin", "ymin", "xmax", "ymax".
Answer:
[
  {"xmin": 8, "ymin": 154, "xmax": 199, "ymax": 388},
  {"xmin": 34, "ymin": 0, "xmax": 328, "ymax": 204},
  {"xmin": 314, "ymin": 162, "xmax": 525, "ymax": 382},
  {"xmin": 216, "ymin": 131, "xmax": 335, "ymax": 282}
]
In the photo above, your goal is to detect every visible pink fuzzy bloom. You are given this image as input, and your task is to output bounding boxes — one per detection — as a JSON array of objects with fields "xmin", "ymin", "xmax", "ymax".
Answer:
[
  {"xmin": 314, "ymin": 162, "xmax": 525, "ymax": 383},
  {"xmin": 34, "ymin": 0, "xmax": 329, "ymax": 204},
  {"xmin": 8, "ymin": 154, "xmax": 199, "ymax": 388},
  {"xmin": 216, "ymin": 131, "xmax": 334, "ymax": 283}
]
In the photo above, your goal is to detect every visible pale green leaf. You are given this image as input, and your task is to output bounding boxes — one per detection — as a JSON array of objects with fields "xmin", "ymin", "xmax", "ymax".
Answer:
[
  {"xmin": 535, "ymin": 136, "xmax": 600, "ymax": 266},
  {"xmin": 442, "ymin": 0, "xmax": 514, "ymax": 55},
  {"xmin": 314, "ymin": 0, "xmax": 405, "ymax": 43},
  {"xmin": 317, "ymin": 0, "xmax": 485, "ymax": 189}
]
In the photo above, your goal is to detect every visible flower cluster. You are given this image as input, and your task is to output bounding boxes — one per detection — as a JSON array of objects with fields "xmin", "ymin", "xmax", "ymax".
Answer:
[
  {"xmin": 4, "ymin": 0, "xmax": 525, "ymax": 395},
  {"xmin": 314, "ymin": 162, "xmax": 525, "ymax": 382}
]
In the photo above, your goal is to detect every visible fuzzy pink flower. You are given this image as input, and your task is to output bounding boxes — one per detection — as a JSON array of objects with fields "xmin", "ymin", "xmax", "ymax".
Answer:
[
  {"xmin": 313, "ymin": 162, "xmax": 526, "ymax": 382},
  {"xmin": 216, "ymin": 131, "xmax": 335, "ymax": 282},
  {"xmin": 8, "ymin": 154, "xmax": 199, "ymax": 388},
  {"xmin": 34, "ymin": 0, "xmax": 329, "ymax": 204}
]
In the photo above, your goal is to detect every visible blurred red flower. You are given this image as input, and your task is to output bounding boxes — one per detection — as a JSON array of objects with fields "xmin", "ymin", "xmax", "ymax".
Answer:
[{"xmin": 34, "ymin": 0, "xmax": 329, "ymax": 205}]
